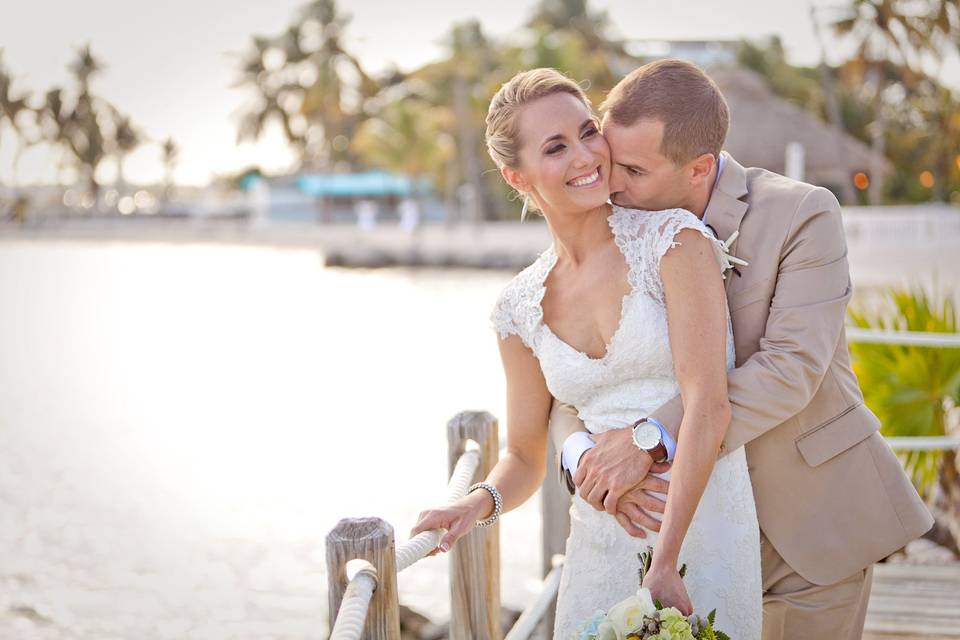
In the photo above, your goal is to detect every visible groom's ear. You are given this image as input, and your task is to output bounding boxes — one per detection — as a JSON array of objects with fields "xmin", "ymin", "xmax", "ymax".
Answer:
[
  {"xmin": 501, "ymin": 166, "xmax": 531, "ymax": 193},
  {"xmin": 688, "ymin": 153, "xmax": 716, "ymax": 185}
]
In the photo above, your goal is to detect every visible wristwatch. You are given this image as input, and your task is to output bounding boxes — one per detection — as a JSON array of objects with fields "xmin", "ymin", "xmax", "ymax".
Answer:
[{"xmin": 632, "ymin": 418, "xmax": 668, "ymax": 463}]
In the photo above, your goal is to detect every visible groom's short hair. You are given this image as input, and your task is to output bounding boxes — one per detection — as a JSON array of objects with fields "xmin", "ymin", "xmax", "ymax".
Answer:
[{"xmin": 601, "ymin": 59, "xmax": 729, "ymax": 166}]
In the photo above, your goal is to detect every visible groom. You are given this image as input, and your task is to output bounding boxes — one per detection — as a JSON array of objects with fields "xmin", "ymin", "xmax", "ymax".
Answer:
[{"xmin": 550, "ymin": 59, "xmax": 934, "ymax": 640}]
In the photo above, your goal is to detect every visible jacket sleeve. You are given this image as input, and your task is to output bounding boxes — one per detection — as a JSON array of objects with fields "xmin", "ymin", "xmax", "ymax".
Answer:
[{"xmin": 651, "ymin": 187, "xmax": 852, "ymax": 454}]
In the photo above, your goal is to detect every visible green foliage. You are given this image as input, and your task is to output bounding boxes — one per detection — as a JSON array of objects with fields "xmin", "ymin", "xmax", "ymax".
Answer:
[{"xmin": 848, "ymin": 287, "xmax": 960, "ymax": 495}]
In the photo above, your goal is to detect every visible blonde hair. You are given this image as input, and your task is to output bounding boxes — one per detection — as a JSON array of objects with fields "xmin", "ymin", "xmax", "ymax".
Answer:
[
  {"xmin": 485, "ymin": 68, "xmax": 592, "ymax": 170},
  {"xmin": 601, "ymin": 59, "xmax": 729, "ymax": 165}
]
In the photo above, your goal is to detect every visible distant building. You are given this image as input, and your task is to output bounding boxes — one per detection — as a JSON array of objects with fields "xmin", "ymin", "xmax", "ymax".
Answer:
[
  {"xmin": 710, "ymin": 67, "xmax": 892, "ymax": 201},
  {"xmin": 241, "ymin": 171, "xmax": 442, "ymax": 224},
  {"xmin": 626, "ymin": 39, "xmax": 739, "ymax": 69}
]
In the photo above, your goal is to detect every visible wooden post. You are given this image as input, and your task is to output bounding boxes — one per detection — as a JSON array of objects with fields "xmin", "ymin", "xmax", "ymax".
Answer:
[
  {"xmin": 447, "ymin": 411, "xmax": 501, "ymax": 640},
  {"xmin": 326, "ymin": 517, "xmax": 401, "ymax": 640},
  {"xmin": 540, "ymin": 434, "xmax": 571, "ymax": 636}
]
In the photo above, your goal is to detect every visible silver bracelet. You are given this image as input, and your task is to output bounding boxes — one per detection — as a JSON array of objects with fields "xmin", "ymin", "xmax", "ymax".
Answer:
[{"xmin": 468, "ymin": 482, "xmax": 502, "ymax": 527}]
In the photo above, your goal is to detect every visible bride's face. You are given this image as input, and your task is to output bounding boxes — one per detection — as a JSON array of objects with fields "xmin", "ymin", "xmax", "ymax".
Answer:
[{"xmin": 505, "ymin": 92, "xmax": 611, "ymax": 215}]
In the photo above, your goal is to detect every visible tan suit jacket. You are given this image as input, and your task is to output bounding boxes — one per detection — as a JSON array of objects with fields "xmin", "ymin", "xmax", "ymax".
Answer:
[{"xmin": 550, "ymin": 152, "xmax": 933, "ymax": 586}]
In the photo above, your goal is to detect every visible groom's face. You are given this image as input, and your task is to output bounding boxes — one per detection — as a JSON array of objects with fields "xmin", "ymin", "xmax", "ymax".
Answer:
[{"xmin": 602, "ymin": 116, "xmax": 694, "ymax": 211}]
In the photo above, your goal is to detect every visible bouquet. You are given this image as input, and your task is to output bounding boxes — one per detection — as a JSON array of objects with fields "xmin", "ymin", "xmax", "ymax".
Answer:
[{"xmin": 574, "ymin": 548, "xmax": 730, "ymax": 640}]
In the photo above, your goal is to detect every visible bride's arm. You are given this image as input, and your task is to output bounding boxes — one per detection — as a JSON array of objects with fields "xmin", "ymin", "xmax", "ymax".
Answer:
[
  {"xmin": 484, "ymin": 333, "xmax": 552, "ymax": 510},
  {"xmin": 410, "ymin": 333, "xmax": 551, "ymax": 552},
  {"xmin": 646, "ymin": 228, "xmax": 732, "ymax": 612}
]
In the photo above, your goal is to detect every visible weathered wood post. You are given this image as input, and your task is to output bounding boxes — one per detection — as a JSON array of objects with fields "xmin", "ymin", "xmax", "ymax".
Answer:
[
  {"xmin": 326, "ymin": 517, "xmax": 401, "ymax": 639},
  {"xmin": 540, "ymin": 434, "xmax": 571, "ymax": 635},
  {"xmin": 447, "ymin": 410, "xmax": 502, "ymax": 640}
]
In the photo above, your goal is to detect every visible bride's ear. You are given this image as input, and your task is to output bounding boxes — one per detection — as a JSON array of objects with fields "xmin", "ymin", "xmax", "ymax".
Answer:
[{"xmin": 501, "ymin": 165, "xmax": 531, "ymax": 194}]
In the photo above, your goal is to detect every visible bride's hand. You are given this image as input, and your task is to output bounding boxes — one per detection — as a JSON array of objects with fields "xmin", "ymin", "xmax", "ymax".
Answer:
[
  {"xmin": 409, "ymin": 491, "xmax": 491, "ymax": 556},
  {"xmin": 614, "ymin": 475, "xmax": 669, "ymax": 538},
  {"xmin": 642, "ymin": 563, "xmax": 693, "ymax": 616}
]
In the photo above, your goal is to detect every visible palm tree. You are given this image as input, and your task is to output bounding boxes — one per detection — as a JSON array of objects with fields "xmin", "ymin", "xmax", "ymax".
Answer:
[
  {"xmin": 810, "ymin": 8, "xmax": 857, "ymax": 204},
  {"xmin": 0, "ymin": 50, "xmax": 34, "ymax": 189},
  {"xmin": 352, "ymin": 95, "xmax": 455, "ymax": 208},
  {"xmin": 831, "ymin": 0, "xmax": 960, "ymax": 203},
  {"xmin": 297, "ymin": 0, "xmax": 377, "ymax": 167},
  {"xmin": 233, "ymin": 0, "xmax": 376, "ymax": 170},
  {"xmin": 111, "ymin": 110, "xmax": 142, "ymax": 192},
  {"xmin": 233, "ymin": 35, "xmax": 305, "ymax": 156},
  {"xmin": 38, "ymin": 45, "xmax": 112, "ymax": 204},
  {"xmin": 527, "ymin": 0, "xmax": 627, "ymax": 57},
  {"xmin": 916, "ymin": 85, "xmax": 960, "ymax": 202},
  {"xmin": 161, "ymin": 137, "xmax": 179, "ymax": 202}
]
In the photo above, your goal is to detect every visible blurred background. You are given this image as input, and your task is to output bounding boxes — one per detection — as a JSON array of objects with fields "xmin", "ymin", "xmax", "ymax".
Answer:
[{"xmin": 0, "ymin": 1, "xmax": 958, "ymax": 639}]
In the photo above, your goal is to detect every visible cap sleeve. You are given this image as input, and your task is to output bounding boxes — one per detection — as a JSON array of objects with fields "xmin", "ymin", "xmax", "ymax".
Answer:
[
  {"xmin": 610, "ymin": 206, "xmax": 731, "ymax": 305},
  {"xmin": 649, "ymin": 209, "xmax": 732, "ymax": 302},
  {"xmin": 488, "ymin": 249, "xmax": 556, "ymax": 352}
]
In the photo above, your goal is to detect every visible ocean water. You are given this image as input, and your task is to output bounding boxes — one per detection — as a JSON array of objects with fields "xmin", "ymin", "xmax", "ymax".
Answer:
[{"xmin": 0, "ymin": 241, "xmax": 544, "ymax": 639}]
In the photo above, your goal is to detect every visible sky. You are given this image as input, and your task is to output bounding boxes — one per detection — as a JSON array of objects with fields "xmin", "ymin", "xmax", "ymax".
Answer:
[{"xmin": 1, "ymin": 0, "xmax": 958, "ymax": 187}]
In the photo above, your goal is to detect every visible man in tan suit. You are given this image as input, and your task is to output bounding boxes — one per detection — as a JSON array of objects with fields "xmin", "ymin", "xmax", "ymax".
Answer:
[{"xmin": 550, "ymin": 59, "xmax": 933, "ymax": 639}]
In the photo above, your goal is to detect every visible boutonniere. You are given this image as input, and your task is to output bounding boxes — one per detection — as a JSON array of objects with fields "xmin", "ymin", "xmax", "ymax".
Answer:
[{"xmin": 719, "ymin": 230, "xmax": 748, "ymax": 278}]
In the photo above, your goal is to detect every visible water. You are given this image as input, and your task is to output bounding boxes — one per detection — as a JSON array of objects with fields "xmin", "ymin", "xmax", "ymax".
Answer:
[{"xmin": 0, "ymin": 241, "xmax": 544, "ymax": 639}]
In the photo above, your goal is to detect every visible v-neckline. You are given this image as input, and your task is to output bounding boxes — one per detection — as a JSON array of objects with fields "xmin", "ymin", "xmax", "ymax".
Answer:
[{"xmin": 535, "ymin": 210, "xmax": 633, "ymax": 363}]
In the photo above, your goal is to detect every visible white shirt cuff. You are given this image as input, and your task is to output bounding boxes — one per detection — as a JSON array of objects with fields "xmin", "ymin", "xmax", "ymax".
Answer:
[
  {"xmin": 647, "ymin": 417, "xmax": 677, "ymax": 462},
  {"xmin": 561, "ymin": 431, "xmax": 596, "ymax": 475}
]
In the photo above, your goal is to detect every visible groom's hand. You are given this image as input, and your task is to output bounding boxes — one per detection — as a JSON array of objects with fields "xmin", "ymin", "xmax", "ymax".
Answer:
[{"xmin": 573, "ymin": 427, "xmax": 671, "ymax": 515}]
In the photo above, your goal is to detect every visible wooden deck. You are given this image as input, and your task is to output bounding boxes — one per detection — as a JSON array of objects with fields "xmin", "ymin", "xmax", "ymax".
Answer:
[{"xmin": 864, "ymin": 563, "xmax": 960, "ymax": 639}]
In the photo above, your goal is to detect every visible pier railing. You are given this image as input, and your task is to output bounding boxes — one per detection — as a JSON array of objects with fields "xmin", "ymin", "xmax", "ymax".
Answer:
[
  {"xmin": 326, "ymin": 411, "xmax": 563, "ymax": 640},
  {"xmin": 326, "ymin": 329, "xmax": 958, "ymax": 639}
]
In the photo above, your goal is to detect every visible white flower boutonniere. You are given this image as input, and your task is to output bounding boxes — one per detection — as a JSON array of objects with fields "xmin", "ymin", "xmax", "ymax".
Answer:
[{"xmin": 718, "ymin": 230, "xmax": 748, "ymax": 279}]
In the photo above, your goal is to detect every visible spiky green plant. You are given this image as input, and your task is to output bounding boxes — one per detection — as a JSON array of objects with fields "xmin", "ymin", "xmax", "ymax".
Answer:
[{"xmin": 848, "ymin": 287, "xmax": 960, "ymax": 498}]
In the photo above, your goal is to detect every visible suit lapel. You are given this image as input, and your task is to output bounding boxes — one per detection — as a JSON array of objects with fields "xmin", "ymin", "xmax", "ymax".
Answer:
[{"xmin": 704, "ymin": 152, "xmax": 749, "ymax": 293}]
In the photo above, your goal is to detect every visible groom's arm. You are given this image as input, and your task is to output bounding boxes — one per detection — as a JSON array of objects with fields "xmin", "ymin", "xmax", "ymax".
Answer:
[
  {"xmin": 549, "ymin": 399, "xmax": 677, "ymax": 484},
  {"xmin": 652, "ymin": 187, "xmax": 850, "ymax": 453}
]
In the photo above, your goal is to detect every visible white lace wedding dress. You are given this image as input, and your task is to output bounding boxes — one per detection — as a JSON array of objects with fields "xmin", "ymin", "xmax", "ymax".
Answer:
[{"xmin": 491, "ymin": 206, "xmax": 762, "ymax": 639}]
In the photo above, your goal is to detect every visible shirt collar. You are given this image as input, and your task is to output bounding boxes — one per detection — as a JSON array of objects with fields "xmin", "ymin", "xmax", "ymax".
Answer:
[{"xmin": 703, "ymin": 152, "xmax": 726, "ymax": 226}]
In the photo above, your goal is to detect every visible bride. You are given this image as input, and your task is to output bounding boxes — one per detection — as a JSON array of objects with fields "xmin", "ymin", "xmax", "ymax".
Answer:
[{"xmin": 411, "ymin": 68, "xmax": 762, "ymax": 638}]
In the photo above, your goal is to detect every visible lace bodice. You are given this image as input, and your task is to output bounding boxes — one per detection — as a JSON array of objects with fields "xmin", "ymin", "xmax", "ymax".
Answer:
[
  {"xmin": 490, "ymin": 206, "xmax": 761, "ymax": 639},
  {"xmin": 490, "ymin": 205, "xmax": 735, "ymax": 430}
]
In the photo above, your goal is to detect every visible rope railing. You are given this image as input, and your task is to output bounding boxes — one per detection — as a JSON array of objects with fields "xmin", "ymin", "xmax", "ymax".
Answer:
[
  {"xmin": 846, "ymin": 327, "xmax": 960, "ymax": 348},
  {"xmin": 326, "ymin": 411, "xmax": 503, "ymax": 640},
  {"xmin": 886, "ymin": 436, "xmax": 960, "ymax": 451},
  {"xmin": 396, "ymin": 440, "xmax": 480, "ymax": 572},
  {"xmin": 327, "ymin": 439, "xmax": 482, "ymax": 640},
  {"xmin": 329, "ymin": 560, "xmax": 378, "ymax": 640}
]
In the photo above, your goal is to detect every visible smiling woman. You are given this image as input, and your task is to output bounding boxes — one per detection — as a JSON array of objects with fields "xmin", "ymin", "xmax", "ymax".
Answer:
[{"xmin": 483, "ymin": 68, "xmax": 608, "ymax": 217}]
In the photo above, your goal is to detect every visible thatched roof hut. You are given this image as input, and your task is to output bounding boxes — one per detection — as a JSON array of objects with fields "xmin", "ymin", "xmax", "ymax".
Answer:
[{"xmin": 709, "ymin": 66, "xmax": 892, "ymax": 202}]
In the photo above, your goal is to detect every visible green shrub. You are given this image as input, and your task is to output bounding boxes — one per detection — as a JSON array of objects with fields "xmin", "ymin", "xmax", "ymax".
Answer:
[{"xmin": 848, "ymin": 287, "xmax": 960, "ymax": 497}]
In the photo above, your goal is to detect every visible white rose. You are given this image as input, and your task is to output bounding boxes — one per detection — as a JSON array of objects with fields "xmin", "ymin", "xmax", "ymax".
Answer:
[
  {"xmin": 596, "ymin": 621, "xmax": 620, "ymax": 640},
  {"xmin": 605, "ymin": 589, "xmax": 657, "ymax": 636}
]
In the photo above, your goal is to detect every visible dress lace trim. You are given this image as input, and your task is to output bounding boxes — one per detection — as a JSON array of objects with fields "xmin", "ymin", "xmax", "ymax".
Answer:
[{"xmin": 608, "ymin": 206, "xmax": 733, "ymax": 305}]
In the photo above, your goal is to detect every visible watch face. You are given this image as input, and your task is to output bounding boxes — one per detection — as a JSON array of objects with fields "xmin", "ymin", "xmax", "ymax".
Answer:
[{"xmin": 633, "ymin": 422, "xmax": 660, "ymax": 450}]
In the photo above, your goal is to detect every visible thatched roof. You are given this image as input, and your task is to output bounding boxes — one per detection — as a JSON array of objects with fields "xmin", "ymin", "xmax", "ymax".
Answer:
[{"xmin": 709, "ymin": 66, "xmax": 893, "ymax": 188}]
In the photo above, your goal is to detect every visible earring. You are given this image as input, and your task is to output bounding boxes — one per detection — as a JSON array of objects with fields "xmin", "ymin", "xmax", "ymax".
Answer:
[{"xmin": 520, "ymin": 198, "xmax": 529, "ymax": 222}]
